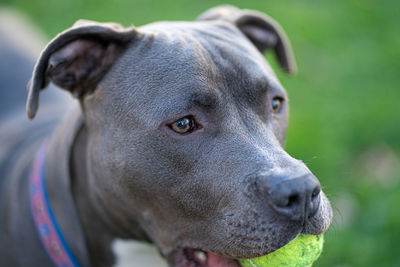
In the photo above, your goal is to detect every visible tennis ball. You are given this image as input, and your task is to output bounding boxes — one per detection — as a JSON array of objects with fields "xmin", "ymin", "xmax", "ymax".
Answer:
[{"xmin": 238, "ymin": 234, "xmax": 324, "ymax": 267}]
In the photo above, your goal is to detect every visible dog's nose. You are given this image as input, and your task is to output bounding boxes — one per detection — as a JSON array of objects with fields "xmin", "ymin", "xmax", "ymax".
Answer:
[{"xmin": 263, "ymin": 173, "xmax": 321, "ymax": 221}]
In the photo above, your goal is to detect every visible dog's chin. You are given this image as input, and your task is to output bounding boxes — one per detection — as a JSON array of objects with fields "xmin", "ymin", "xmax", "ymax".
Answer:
[
  {"xmin": 168, "ymin": 193, "xmax": 332, "ymax": 267},
  {"xmin": 174, "ymin": 249, "xmax": 241, "ymax": 267},
  {"xmin": 170, "ymin": 218, "xmax": 331, "ymax": 267}
]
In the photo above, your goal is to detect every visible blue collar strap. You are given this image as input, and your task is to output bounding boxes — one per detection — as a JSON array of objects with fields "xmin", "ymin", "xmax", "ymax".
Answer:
[{"xmin": 29, "ymin": 144, "xmax": 81, "ymax": 267}]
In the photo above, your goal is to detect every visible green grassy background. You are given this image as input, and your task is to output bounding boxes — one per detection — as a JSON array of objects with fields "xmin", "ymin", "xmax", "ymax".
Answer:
[{"xmin": 2, "ymin": 0, "xmax": 399, "ymax": 266}]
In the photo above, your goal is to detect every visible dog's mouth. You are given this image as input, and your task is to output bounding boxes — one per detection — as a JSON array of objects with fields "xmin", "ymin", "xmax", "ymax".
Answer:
[{"xmin": 175, "ymin": 248, "xmax": 241, "ymax": 267}]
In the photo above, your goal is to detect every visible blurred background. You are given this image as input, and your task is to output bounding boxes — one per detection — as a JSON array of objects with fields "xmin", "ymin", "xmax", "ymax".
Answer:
[{"xmin": 1, "ymin": 0, "xmax": 399, "ymax": 266}]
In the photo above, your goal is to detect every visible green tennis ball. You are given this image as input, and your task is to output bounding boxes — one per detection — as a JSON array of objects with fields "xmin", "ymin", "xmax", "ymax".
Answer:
[{"xmin": 238, "ymin": 234, "xmax": 324, "ymax": 267}]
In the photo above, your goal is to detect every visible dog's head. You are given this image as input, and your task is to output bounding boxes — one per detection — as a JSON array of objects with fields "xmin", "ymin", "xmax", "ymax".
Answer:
[{"xmin": 27, "ymin": 5, "xmax": 332, "ymax": 266}]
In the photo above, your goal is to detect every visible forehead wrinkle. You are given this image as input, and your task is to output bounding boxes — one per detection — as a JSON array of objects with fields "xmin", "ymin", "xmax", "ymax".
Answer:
[
  {"xmin": 135, "ymin": 22, "xmax": 281, "ymax": 121},
  {"xmin": 163, "ymin": 28, "xmax": 225, "ymax": 114},
  {"xmin": 187, "ymin": 91, "xmax": 219, "ymax": 111},
  {"xmin": 187, "ymin": 23, "xmax": 278, "ymax": 104}
]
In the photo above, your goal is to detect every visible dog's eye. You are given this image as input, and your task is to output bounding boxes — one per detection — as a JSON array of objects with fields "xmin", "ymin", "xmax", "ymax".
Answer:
[
  {"xmin": 272, "ymin": 97, "xmax": 284, "ymax": 113},
  {"xmin": 170, "ymin": 116, "xmax": 197, "ymax": 134}
]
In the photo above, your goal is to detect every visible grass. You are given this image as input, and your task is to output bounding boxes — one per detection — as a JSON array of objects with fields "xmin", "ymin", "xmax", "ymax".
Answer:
[{"xmin": 2, "ymin": 0, "xmax": 400, "ymax": 266}]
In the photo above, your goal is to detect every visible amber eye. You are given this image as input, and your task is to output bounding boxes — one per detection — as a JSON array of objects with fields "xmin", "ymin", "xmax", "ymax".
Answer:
[
  {"xmin": 272, "ymin": 97, "xmax": 284, "ymax": 113},
  {"xmin": 170, "ymin": 116, "xmax": 197, "ymax": 134}
]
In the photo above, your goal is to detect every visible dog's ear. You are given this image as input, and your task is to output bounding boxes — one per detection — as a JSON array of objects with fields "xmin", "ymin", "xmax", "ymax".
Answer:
[
  {"xmin": 198, "ymin": 5, "xmax": 297, "ymax": 74},
  {"xmin": 26, "ymin": 20, "xmax": 138, "ymax": 119}
]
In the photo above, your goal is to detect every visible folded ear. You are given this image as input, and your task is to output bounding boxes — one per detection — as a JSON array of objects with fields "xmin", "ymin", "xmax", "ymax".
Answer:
[
  {"xmin": 198, "ymin": 5, "xmax": 297, "ymax": 74},
  {"xmin": 26, "ymin": 20, "xmax": 138, "ymax": 119}
]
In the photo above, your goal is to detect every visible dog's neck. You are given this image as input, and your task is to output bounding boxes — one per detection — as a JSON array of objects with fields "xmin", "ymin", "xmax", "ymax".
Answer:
[
  {"xmin": 68, "ymin": 123, "xmax": 116, "ymax": 266},
  {"xmin": 58, "ymin": 108, "xmax": 151, "ymax": 266}
]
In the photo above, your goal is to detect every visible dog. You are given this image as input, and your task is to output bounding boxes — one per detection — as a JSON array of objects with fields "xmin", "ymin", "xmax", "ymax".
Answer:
[{"xmin": 0, "ymin": 5, "xmax": 332, "ymax": 267}]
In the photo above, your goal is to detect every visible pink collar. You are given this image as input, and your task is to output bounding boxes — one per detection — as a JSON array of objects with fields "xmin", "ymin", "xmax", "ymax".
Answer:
[{"xmin": 29, "ymin": 144, "xmax": 80, "ymax": 267}]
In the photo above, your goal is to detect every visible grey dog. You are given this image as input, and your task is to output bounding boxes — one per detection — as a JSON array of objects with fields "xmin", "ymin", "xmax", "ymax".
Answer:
[{"xmin": 0, "ymin": 5, "xmax": 332, "ymax": 267}]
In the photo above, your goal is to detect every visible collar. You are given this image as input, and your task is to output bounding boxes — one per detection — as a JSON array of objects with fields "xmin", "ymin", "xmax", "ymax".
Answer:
[{"xmin": 29, "ymin": 143, "xmax": 81, "ymax": 267}]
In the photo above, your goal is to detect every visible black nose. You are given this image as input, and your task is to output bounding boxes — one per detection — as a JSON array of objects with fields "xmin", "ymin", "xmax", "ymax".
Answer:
[{"xmin": 263, "ymin": 174, "xmax": 321, "ymax": 221}]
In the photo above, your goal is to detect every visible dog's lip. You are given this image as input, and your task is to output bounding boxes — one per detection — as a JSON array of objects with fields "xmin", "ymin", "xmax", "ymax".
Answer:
[{"xmin": 174, "ymin": 248, "xmax": 241, "ymax": 267}]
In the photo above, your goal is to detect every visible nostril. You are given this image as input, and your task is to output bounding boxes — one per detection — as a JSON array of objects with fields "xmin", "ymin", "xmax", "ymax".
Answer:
[
  {"xmin": 287, "ymin": 194, "xmax": 300, "ymax": 208},
  {"xmin": 308, "ymin": 185, "xmax": 321, "ymax": 218},
  {"xmin": 311, "ymin": 187, "xmax": 320, "ymax": 201},
  {"xmin": 269, "ymin": 188, "xmax": 305, "ymax": 221},
  {"xmin": 263, "ymin": 173, "xmax": 322, "ymax": 221}
]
